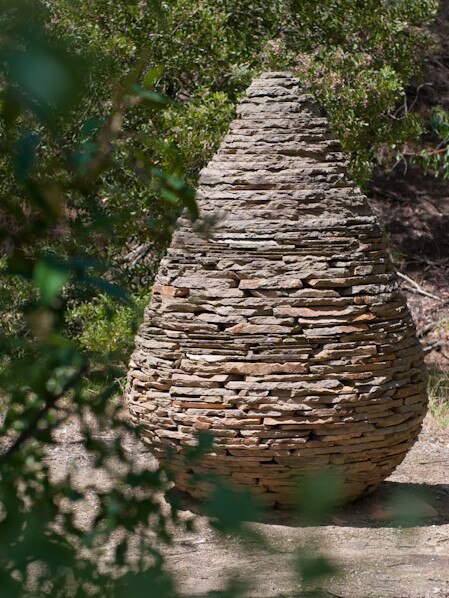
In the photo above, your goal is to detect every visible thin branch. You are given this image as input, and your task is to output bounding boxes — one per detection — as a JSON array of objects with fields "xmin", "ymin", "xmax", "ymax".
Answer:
[
  {"xmin": 389, "ymin": 83, "xmax": 433, "ymax": 120},
  {"xmin": 397, "ymin": 271, "xmax": 442, "ymax": 302},
  {"xmin": 403, "ymin": 146, "xmax": 448, "ymax": 157},
  {"xmin": 423, "ymin": 341, "xmax": 441, "ymax": 353},
  {"xmin": 0, "ymin": 363, "xmax": 88, "ymax": 464}
]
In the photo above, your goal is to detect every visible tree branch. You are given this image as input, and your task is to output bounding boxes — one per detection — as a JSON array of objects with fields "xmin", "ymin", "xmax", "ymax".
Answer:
[
  {"xmin": 0, "ymin": 363, "xmax": 88, "ymax": 464},
  {"xmin": 397, "ymin": 271, "xmax": 442, "ymax": 302}
]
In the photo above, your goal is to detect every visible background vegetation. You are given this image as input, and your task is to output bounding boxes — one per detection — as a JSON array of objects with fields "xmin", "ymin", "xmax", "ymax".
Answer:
[
  {"xmin": 2, "ymin": 0, "xmax": 442, "ymax": 356},
  {"xmin": 0, "ymin": 0, "xmax": 445, "ymax": 595}
]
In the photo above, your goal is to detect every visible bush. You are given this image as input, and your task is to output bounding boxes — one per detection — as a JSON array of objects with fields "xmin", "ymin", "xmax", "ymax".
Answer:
[
  {"xmin": 68, "ymin": 293, "xmax": 149, "ymax": 356},
  {"xmin": 0, "ymin": 3, "xmax": 197, "ymax": 593},
  {"xmin": 268, "ymin": 0, "xmax": 439, "ymax": 185},
  {"xmin": 0, "ymin": 1, "xmax": 441, "ymax": 594}
]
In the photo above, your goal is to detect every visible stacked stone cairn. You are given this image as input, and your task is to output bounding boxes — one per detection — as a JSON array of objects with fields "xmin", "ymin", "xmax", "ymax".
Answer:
[{"xmin": 126, "ymin": 72, "xmax": 427, "ymax": 507}]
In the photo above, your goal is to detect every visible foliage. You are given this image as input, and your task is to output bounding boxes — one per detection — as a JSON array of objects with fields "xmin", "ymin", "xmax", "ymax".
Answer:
[
  {"xmin": 269, "ymin": 0, "xmax": 439, "ymax": 186},
  {"xmin": 406, "ymin": 106, "xmax": 449, "ymax": 178},
  {"xmin": 161, "ymin": 89, "xmax": 236, "ymax": 182},
  {"xmin": 67, "ymin": 293, "xmax": 148, "ymax": 357},
  {"xmin": 0, "ymin": 0, "xmax": 442, "ymax": 595},
  {"xmin": 0, "ymin": 1, "xmax": 196, "ymax": 594}
]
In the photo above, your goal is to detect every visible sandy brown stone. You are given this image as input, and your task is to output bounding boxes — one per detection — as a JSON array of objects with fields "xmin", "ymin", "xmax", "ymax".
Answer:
[{"xmin": 153, "ymin": 284, "xmax": 190, "ymax": 297}]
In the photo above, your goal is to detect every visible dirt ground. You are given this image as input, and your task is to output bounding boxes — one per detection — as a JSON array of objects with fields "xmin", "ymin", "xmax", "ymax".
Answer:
[
  {"xmin": 162, "ymin": 416, "xmax": 449, "ymax": 598},
  {"xmin": 45, "ymin": 413, "xmax": 449, "ymax": 598}
]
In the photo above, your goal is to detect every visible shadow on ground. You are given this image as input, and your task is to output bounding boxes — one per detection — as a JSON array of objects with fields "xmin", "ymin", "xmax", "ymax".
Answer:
[
  {"xmin": 172, "ymin": 480, "xmax": 449, "ymax": 530},
  {"xmin": 322, "ymin": 481, "xmax": 449, "ymax": 528},
  {"xmin": 370, "ymin": 166, "xmax": 449, "ymax": 285}
]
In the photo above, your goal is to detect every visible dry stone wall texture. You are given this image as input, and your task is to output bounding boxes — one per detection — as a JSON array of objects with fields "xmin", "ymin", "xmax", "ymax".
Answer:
[{"xmin": 126, "ymin": 72, "xmax": 427, "ymax": 506}]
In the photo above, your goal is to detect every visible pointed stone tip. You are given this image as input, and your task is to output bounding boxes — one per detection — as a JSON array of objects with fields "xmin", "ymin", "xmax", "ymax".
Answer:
[
  {"xmin": 239, "ymin": 71, "xmax": 320, "ymax": 120},
  {"xmin": 259, "ymin": 71, "xmax": 295, "ymax": 79},
  {"xmin": 249, "ymin": 71, "xmax": 299, "ymax": 90}
]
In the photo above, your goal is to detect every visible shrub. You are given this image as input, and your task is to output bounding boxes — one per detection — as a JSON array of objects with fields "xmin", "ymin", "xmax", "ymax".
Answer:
[
  {"xmin": 268, "ymin": 0, "xmax": 439, "ymax": 185},
  {"xmin": 0, "ymin": 1, "xmax": 441, "ymax": 593}
]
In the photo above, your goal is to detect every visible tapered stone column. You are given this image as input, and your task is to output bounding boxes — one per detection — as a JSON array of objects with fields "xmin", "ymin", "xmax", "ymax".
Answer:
[{"xmin": 126, "ymin": 72, "xmax": 426, "ymax": 506}]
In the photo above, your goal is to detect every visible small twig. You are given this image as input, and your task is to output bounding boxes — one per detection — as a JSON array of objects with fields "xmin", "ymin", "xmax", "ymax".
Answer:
[
  {"xmin": 417, "ymin": 323, "xmax": 434, "ymax": 338},
  {"xmin": 403, "ymin": 145, "xmax": 448, "ymax": 157},
  {"xmin": 397, "ymin": 271, "xmax": 442, "ymax": 301},
  {"xmin": 408, "ymin": 83, "xmax": 433, "ymax": 112},
  {"xmin": 391, "ymin": 153, "xmax": 408, "ymax": 174},
  {"xmin": 423, "ymin": 341, "xmax": 441, "ymax": 353},
  {"xmin": 417, "ymin": 194, "xmax": 445, "ymax": 215},
  {"xmin": 323, "ymin": 590, "xmax": 347, "ymax": 598}
]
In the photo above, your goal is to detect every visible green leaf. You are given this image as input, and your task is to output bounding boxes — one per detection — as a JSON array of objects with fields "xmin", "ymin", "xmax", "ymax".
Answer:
[
  {"xmin": 206, "ymin": 483, "xmax": 262, "ymax": 533},
  {"xmin": 143, "ymin": 66, "xmax": 164, "ymax": 88},
  {"xmin": 34, "ymin": 259, "xmax": 70, "ymax": 305},
  {"xmin": 132, "ymin": 84, "xmax": 174, "ymax": 109}
]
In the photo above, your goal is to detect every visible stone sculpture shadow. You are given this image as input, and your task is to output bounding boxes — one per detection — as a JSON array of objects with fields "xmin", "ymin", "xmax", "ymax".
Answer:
[
  {"xmin": 171, "ymin": 481, "xmax": 449, "ymax": 529},
  {"xmin": 315, "ymin": 480, "xmax": 449, "ymax": 528}
]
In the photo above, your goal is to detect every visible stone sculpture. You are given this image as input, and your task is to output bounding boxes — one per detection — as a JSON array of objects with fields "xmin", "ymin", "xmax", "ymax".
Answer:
[{"xmin": 126, "ymin": 72, "xmax": 427, "ymax": 506}]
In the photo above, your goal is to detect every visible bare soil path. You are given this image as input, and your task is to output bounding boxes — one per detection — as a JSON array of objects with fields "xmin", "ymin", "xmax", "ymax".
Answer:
[
  {"xmin": 46, "ymin": 416, "xmax": 449, "ymax": 597},
  {"xmin": 162, "ymin": 416, "xmax": 449, "ymax": 598}
]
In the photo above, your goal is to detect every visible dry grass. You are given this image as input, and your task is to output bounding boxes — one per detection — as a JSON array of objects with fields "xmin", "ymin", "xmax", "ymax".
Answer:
[{"xmin": 428, "ymin": 370, "xmax": 449, "ymax": 428}]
